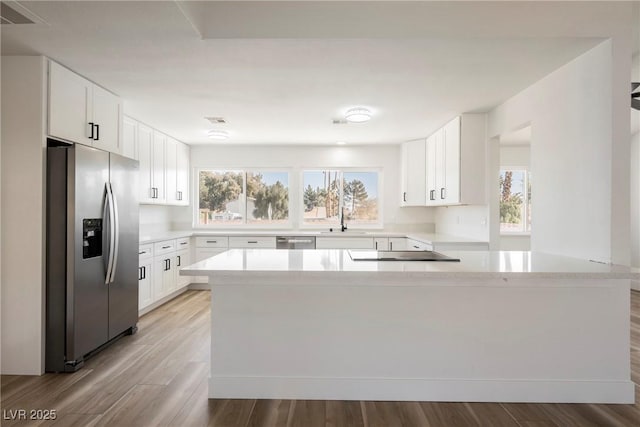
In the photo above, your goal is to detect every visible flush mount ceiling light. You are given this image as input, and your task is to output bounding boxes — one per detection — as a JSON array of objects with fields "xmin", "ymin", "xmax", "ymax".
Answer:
[
  {"xmin": 336, "ymin": 141, "xmax": 346, "ymax": 145},
  {"xmin": 344, "ymin": 107, "xmax": 372, "ymax": 123},
  {"xmin": 207, "ymin": 130, "xmax": 229, "ymax": 140}
]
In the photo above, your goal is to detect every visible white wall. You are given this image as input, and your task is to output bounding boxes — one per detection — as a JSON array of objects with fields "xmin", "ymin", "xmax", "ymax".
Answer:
[
  {"xmin": 1, "ymin": 57, "xmax": 47, "ymax": 375},
  {"xmin": 500, "ymin": 145, "xmax": 530, "ymax": 168},
  {"xmin": 631, "ymin": 52, "xmax": 639, "ymax": 290},
  {"xmin": 139, "ymin": 205, "xmax": 191, "ymax": 235},
  {"xmin": 435, "ymin": 205, "xmax": 488, "ymax": 241},
  {"xmin": 189, "ymin": 144, "xmax": 435, "ymax": 232},
  {"xmin": 488, "ymin": 40, "xmax": 631, "ymax": 264}
]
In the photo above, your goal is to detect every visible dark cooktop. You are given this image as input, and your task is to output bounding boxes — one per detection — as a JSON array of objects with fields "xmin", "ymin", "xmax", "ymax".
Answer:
[{"xmin": 348, "ymin": 250, "xmax": 460, "ymax": 262}]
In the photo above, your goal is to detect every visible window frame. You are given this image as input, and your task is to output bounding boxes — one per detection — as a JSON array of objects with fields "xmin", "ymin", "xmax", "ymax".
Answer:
[
  {"xmin": 299, "ymin": 167, "xmax": 384, "ymax": 230},
  {"xmin": 499, "ymin": 166, "xmax": 531, "ymax": 236},
  {"xmin": 194, "ymin": 167, "xmax": 293, "ymax": 229}
]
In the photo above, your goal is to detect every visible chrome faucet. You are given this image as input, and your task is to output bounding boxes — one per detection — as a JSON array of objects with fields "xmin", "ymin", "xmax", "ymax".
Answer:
[{"xmin": 340, "ymin": 207, "xmax": 348, "ymax": 232}]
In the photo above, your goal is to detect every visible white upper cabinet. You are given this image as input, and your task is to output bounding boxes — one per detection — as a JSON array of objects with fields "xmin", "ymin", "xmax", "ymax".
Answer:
[
  {"xmin": 48, "ymin": 61, "xmax": 91, "ymax": 145},
  {"xmin": 151, "ymin": 130, "xmax": 166, "ymax": 204},
  {"xmin": 165, "ymin": 136, "xmax": 178, "ymax": 205},
  {"xmin": 91, "ymin": 85, "xmax": 121, "ymax": 154},
  {"xmin": 425, "ymin": 114, "xmax": 486, "ymax": 206},
  {"xmin": 176, "ymin": 142, "xmax": 190, "ymax": 206},
  {"xmin": 122, "ymin": 115, "xmax": 138, "ymax": 161},
  {"xmin": 138, "ymin": 122, "xmax": 154, "ymax": 203},
  {"xmin": 160, "ymin": 134, "xmax": 190, "ymax": 206},
  {"xmin": 400, "ymin": 138, "xmax": 426, "ymax": 206},
  {"xmin": 128, "ymin": 115, "xmax": 189, "ymax": 206},
  {"xmin": 48, "ymin": 61, "xmax": 121, "ymax": 154}
]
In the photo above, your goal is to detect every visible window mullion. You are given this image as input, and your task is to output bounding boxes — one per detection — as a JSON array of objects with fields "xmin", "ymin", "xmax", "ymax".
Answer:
[{"xmin": 243, "ymin": 171, "xmax": 247, "ymax": 225}]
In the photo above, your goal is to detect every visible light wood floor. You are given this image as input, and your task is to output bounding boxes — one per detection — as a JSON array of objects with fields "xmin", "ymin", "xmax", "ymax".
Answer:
[{"xmin": 2, "ymin": 290, "xmax": 640, "ymax": 427}]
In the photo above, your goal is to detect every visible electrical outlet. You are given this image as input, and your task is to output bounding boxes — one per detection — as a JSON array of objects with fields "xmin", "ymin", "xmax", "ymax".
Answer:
[{"xmin": 480, "ymin": 217, "xmax": 487, "ymax": 226}]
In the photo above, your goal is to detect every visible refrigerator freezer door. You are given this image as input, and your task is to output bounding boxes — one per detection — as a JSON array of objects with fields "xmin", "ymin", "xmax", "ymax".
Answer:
[
  {"xmin": 70, "ymin": 145, "xmax": 111, "ymax": 360},
  {"xmin": 108, "ymin": 153, "xmax": 139, "ymax": 339}
]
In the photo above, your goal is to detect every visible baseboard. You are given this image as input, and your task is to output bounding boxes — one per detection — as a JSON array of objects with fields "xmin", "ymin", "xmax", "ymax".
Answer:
[
  {"xmin": 188, "ymin": 283, "xmax": 210, "ymax": 290},
  {"xmin": 208, "ymin": 376, "xmax": 635, "ymax": 404}
]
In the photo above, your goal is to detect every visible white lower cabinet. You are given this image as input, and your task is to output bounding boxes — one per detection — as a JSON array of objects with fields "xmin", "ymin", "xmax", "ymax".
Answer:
[
  {"xmin": 176, "ymin": 248, "xmax": 191, "ymax": 289},
  {"xmin": 194, "ymin": 237, "xmax": 229, "ymax": 283},
  {"xmin": 228, "ymin": 236, "xmax": 276, "ymax": 249},
  {"xmin": 316, "ymin": 237, "xmax": 374, "ymax": 249},
  {"xmin": 407, "ymin": 239, "xmax": 434, "ymax": 251},
  {"xmin": 138, "ymin": 238, "xmax": 194, "ymax": 312},
  {"xmin": 154, "ymin": 255, "xmax": 176, "ymax": 300},
  {"xmin": 388, "ymin": 237, "xmax": 408, "ymax": 251},
  {"xmin": 373, "ymin": 237, "xmax": 389, "ymax": 251},
  {"xmin": 138, "ymin": 245, "xmax": 153, "ymax": 310}
]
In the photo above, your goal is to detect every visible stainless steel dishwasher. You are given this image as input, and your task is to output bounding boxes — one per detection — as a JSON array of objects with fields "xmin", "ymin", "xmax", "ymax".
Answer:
[{"xmin": 276, "ymin": 236, "xmax": 316, "ymax": 249}]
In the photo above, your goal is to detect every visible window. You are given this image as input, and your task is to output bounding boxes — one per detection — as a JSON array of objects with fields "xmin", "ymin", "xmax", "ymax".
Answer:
[
  {"xmin": 499, "ymin": 169, "xmax": 531, "ymax": 233},
  {"xmin": 302, "ymin": 170, "xmax": 380, "ymax": 226},
  {"xmin": 198, "ymin": 170, "xmax": 289, "ymax": 226}
]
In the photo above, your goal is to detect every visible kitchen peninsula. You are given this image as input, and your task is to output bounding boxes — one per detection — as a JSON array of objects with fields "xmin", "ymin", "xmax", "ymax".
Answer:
[{"xmin": 181, "ymin": 249, "xmax": 637, "ymax": 404}]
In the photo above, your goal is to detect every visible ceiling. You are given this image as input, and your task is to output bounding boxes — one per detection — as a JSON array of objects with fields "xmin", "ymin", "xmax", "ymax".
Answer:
[{"xmin": 1, "ymin": 1, "xmax": 634, "ymax": 145}]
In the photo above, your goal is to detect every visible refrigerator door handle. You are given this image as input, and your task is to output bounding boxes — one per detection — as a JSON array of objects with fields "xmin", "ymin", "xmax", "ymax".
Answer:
[
  {"xmin": 103, "ymin": 183, "xmax": 116, "ymax": 284},
  {"xmin": 109, "ymin": 182, "xmax": 120, "ymax": 283}
]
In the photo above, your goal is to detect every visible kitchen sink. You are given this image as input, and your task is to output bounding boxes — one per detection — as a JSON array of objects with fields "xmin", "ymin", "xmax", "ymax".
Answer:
[{"xmin": 320, "ymin": 231, "xmax": 368, "ymax": 234}]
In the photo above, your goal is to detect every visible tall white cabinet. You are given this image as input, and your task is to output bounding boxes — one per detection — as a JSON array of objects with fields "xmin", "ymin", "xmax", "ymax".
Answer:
[{"xmin": 48, "ymin": 61, "xmax": 121, "ymax": 154}]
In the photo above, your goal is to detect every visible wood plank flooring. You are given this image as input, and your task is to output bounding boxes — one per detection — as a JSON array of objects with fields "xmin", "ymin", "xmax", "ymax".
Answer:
[{"xmin": 2, "ymin": 290, "xmax": 640, "ymax": 427}]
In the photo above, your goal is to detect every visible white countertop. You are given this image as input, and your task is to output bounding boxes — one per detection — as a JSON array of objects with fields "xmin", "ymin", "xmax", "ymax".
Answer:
[
  {"xmin": 139, "ymin": 230, "xmax": 487, "ymax": 245},
  {"xmin": 180, "ymin": 249, "xmax": 638, "ymax": 280}
]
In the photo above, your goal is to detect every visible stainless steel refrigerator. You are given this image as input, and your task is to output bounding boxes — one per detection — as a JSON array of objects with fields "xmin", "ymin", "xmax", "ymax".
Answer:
[{"xmin": 46, "ymin": 142, "xmax": 139, "ymax": 372}]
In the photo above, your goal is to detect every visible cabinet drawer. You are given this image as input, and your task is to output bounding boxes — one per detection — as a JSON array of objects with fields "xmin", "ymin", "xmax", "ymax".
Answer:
[
  {"xmin": 138, "ymin": 244, "xmax": 153, "ymax": 260},
  {"xmin": 195, "ymin": 236, "xmax": 229, "ymax": 248},
  {"xmin": 154, "ymin": 239, "xmax": 176, "ymax": 255},
  {"xmin": 228, "ymin": 236, "xmax": 276, "ymax": 249},
  {"xmin": 176, "ymin": 237, "xmax": 190, "ymax": 249},
  {"xmin": 316, "ymin": 237, "xmax": 374, "ymax": 249}
]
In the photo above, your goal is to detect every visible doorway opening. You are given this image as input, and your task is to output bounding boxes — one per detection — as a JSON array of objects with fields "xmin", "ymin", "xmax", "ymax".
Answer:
[{"xmin": 497, "ymin": 125, "xmax": 531, "ymax": 251}]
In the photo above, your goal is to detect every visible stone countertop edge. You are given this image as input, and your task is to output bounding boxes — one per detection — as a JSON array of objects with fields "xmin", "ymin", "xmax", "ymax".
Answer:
[
  {"xmin": 179, "ymin": 268, "xmax": 638, "ymax": 281},
  {"xmin": 178, "ymin": 249, "xmax": 640, "ymax": 281}
]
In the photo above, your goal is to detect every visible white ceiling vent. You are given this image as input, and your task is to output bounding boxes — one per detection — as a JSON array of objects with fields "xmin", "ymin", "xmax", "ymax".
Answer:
[
  {"xmin": 332, "ymin": 119, "xmax": 348, "ymax": 125},
  {"xmin": 205, "ymin": 117, "xmax": 227, "ymax": 124},
  {"xmin": 0, "ymin": 1, "xmax": 41, "ymax": 25}
]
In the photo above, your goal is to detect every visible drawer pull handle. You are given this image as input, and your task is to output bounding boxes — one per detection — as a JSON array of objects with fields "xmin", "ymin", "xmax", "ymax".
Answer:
[
  {"xmin": 248, "ymin": 241, "xmax": 258, "ymax": 244},
  {"xmin": 413, "ymin": 245, "xmax": 420, "ymax": 249},
  {"xmin": 162, "ymin": 245, "xmax": 171, "ymax": 249},
  {"xmin": 139, "ymin": 251, "xmax": 146, "ymax": 255},
  {"xmin": 206, "ymin": 240, "xmax": 217, "ymax": 243},
  {"xmin": 180, "ymin": 242, "xmax": 188, "ymax": 245}
]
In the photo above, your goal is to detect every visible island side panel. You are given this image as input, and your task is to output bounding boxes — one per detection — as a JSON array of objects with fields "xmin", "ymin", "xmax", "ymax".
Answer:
[{"xmin": 207, "ymin": 276, "xmax": 633, "ymax": 403}]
